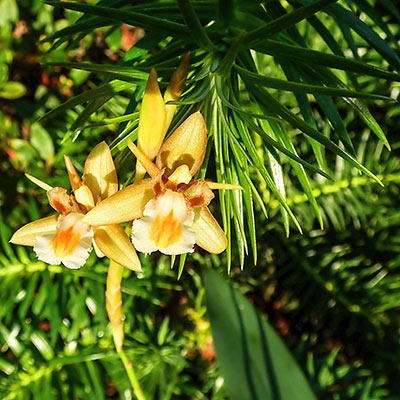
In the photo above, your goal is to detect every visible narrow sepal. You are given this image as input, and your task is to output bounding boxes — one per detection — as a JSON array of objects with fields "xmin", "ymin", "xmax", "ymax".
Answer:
[
  {"xmin": 83, "ymin": 179, "xmax": 154, "ymax": 226},
  {"xmin": 206, "ymin": 181, "xmax": 243, "ymax": 190},
  {"xmin": 9, "ymin": 215, "xmax": 58, "ymax": 246},
  {"xmin": 128, "ymin": 140, "xmax": 161, "ymax": 178},
  {"xmin": 191, "ymin": 206, "xmax": 227, "ymax": 254},
  {"xmin": 94, "ymin": 225, "xmax": 142, "ymax": 271},
  {"xmin": 25, "ymin": 173, "xmax": 52, "ymax": 191}
]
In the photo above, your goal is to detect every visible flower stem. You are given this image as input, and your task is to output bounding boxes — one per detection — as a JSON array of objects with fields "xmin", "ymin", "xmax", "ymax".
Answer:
[{"xmin": 118, "ymin": 349, "xmax": 147, "ymax": 400}]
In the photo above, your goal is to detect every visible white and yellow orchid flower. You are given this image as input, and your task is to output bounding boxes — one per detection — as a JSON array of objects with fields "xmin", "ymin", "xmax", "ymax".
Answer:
[
  {"xmin": 10, "ymin": 142, "xmax": 141, "ymax": 271},
  {"xmin": 135, "ymin": 54, "xmax": 190, "ymax": 180},
  {"xmin": 84, "ymin": 112, "xmax": 241, "ymax": 256}
]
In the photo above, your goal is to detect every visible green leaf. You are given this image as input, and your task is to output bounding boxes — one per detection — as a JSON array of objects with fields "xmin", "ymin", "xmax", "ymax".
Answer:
[
  {"xmin": 30, "ymin": 123, "xmax": 54, "ymax": 162},
  {"xmin": 234, "ymin": 65, "xmax": 393, "ymax": 101},
  {"xmin": 247, "ymin": 84, "xmax": 383, "ymax": 185},
  {"xmin": 204, "ymin": 269, "xmax": 317, "ymax": 400},
  {"xmin": 45, "ymin": 0, "xmax": 188, "ymax": 37},
  {"xmin": 177, "ymin": 0, "xmax": 214, "ymax": 50},
  {"xmin": 0, "ymin": 0, "xmax": 18, "ymax": 26},
  {"xmin": 232, "ymin": 112, "xmax": 303, "ymax": 233},
  {"xmin": 0, "ymin": 81, "xmax": 26, "ymax": 99},
  {"xmin": 39, "ymin": 80, "xmax": 134, "ymax": 122},
  {"xmin": 245, "ymin": 0, "xmax": 338, "ymax": 45},
  {"xmin": 253, "ymin": 39, "xmax": 400, "ymax": 81},
  {"xmin": 46, "ymin": 61, "xmax": 148, "ymax": 83}
]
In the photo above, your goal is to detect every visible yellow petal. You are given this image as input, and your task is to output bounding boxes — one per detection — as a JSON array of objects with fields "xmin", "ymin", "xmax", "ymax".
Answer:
[
  {"xmin": 191, "ymin": 206, "xmax": 227, "ymax": 254},
  {"xmin": 93, "ymin": 239, "xmax": 105, "ymax": 258},
  {"xmin": 136, "ymin": 68, "xmax": 167, "ymax": 177},
  {"xmin": 164, "ymin": 53, "xmax": 190, "ymax": 132},
  {"xmin": 206, "ymin": 181, "xmax": 243, "ymax": 191},
  {"xmin": 64, "ymin": 155, "xmax": 82, "ymax": 191},
  {"xmin": 83, "ymin": 178, "xmax": 154, "ymax": 226},
  {"xmin": 128, "ymin": 140, "xmax": 161, "ymax": 178},
  {"xmin": 94, "ymin": 225, "xmax": 142, "ymax": 272},
  {"xmin": 156, "ymin": 111, "xmax": 207, "ymax": 177},
  {"xmin": 25, "ymin": 173, "xmax": 52, "ymax": 191},
  {"xmin": 9, "ymin": 215, "xmax": 58, "ymax": 246},
  {"xmin": 74, "ymin": 184, "xmax": 95, "ymax": 210},
  {"xmin": 83, "ymin": 141, "xmax": 118, "ymax": 203},
  {"xmin": 167, "ymin": 164, "xmax": 192, "ymax": 186}
]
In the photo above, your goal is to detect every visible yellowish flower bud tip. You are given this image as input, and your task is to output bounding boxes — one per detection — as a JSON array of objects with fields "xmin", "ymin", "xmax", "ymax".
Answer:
[
  {"xmin": 166, "ymin": 52, "xmax": 190, "ymax": 101},
  {"xmin": 64, "ymin": 155, "xmax": 82, "ymax": 191},
  {"xmin": 146, "ymin": 68, "xmax": 161, "ymax": 97}
]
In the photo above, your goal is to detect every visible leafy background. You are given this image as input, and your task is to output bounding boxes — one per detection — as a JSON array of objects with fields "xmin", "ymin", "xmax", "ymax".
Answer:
[{"xmin": 1, "ymin": 0, "xmax": 400, "ymax": 398}]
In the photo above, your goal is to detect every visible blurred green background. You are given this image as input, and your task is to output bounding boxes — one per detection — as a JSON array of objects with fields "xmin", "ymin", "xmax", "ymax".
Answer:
[{"xmin": 1, "ymin": 0, "xmax": 400, "ymax": 399}]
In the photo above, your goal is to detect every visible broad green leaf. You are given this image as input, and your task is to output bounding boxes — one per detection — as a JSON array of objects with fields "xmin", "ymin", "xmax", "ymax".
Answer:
[
  {"xmin": 204, "ymin": 269, "xmax": 317, "ymax": 400},
  {"xmin": 30, "ymin": 123, "xmax": 54, "ymax": 162}
]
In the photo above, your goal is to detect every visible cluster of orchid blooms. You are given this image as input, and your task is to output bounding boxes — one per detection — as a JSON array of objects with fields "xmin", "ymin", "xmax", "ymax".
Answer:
[{"xmin": 10, "ymin": 56, "xmax": 241, "ymax": 272}]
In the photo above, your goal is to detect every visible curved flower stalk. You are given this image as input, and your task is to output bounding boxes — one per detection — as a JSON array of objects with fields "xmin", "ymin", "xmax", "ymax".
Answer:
[
  {"xmin": 135, "ymin": 53, "xmax": 190, "ymax": 180},
  {"xmin": 10, "ymin": 142, "xmax": 141, "ymax": 271},
  {"xmin": 84, "ymin": 112, "xmax": 242, "ymax": 255}
]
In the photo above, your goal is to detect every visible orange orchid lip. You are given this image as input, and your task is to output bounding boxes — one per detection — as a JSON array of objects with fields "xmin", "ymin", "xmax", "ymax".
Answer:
[
  {"xmin": 50, "ymin": 225, "xmax": 82, "ymax": 258},
  {"xmin": 149, "ymin": 210, "xmax": 183, "ymax": 248}
]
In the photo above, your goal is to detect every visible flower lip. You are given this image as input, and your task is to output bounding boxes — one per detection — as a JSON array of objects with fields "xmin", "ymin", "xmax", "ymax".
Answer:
[
  {"xmin": 34, "ymin": 212, "xmax": 93, "ymax": 269},
  {"xmin": 131, "ymin": 189, "xmax": 196, "ymax": 255}
]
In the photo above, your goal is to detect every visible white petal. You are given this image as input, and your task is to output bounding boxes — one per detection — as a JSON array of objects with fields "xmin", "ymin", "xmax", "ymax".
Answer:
[
  {"xmin": 33, "ymin": 213, "xmax": 93, "ymax": 269},
  {"xmin": 34, "ymin": 234, "xmax": 62, "ymax": 265},
  {"xmin": 131, "ymin": 190, "xmax": 196, "ymax": 255}
]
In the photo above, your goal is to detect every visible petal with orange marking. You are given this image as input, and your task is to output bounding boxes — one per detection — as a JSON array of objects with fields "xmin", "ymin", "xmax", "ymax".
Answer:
[
  {"xmin": 131, "ymin": 190, "xmax": 196, "ymax": 255},
  {"xmin": 94, "ymin": 224, "xmax": 141, "ymax": 272},
  {"xmin": 47, "ymin": 187, "xmax": 82, "ymax": 214},
  {"xmin": 83, "ymin": 178, "xmax": 154, "ymax": 226},
  {"xmin": 191, "ymin": 206, "xmax": 227, "ymax": 254},
  {"xmin": 83, "ymin": 141, "xmax": 118, "ymax": 203},
  {"xmin": 33, "ymin": 213, "xmax": 93, "ymax": 269},
  {"xmin": 10, "ymin": 215, "xmax": 58, "ymax": 246},
  {"xmin": 156, "ymin": 112, "xmax": 207, "ymax": 177}
]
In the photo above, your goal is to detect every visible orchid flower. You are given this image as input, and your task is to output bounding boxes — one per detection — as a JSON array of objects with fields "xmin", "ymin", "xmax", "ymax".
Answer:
[
  {"xmin": 10, "ymin": 142, "xmax": 141, "ymax": 271},
  {"xmin": 135, "ymin": 54, "xmax": 190, "ymax": 180},
  {"xmin": 83, "ymin": 112, "xmax": 241, "ymax": 255}
]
